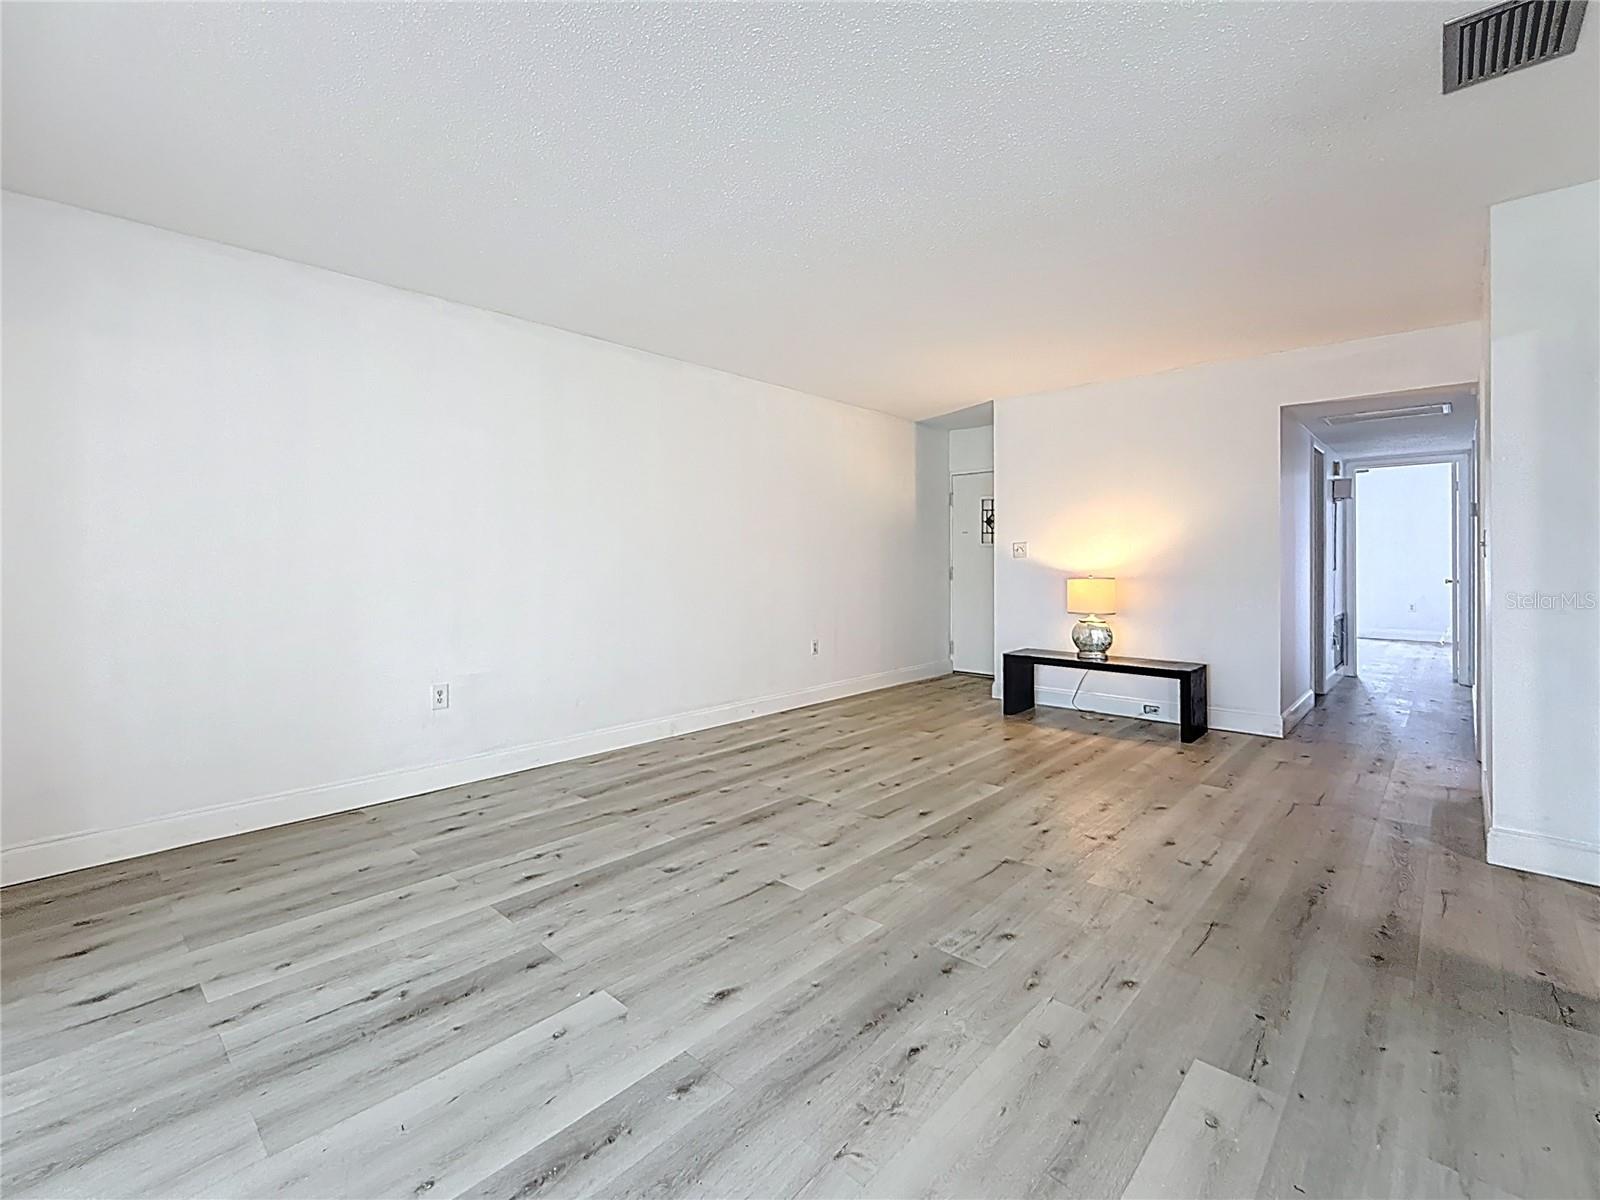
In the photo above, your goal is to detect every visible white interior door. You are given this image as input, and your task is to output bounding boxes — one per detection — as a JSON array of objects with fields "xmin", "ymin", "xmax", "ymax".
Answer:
[{"xmin": 950, "ymin": 471, "xmax": 995, "ymax": 675}]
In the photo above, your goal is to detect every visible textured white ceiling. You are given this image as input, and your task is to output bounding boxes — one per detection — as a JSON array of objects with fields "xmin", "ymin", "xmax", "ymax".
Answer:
[
  {"xmin": 1291, "ymin": 386, "xmax": 1479, "ymax": 458},
  {"xmin": 3, "ymin": 2, "xmax": 1595, "ymax": 421}
]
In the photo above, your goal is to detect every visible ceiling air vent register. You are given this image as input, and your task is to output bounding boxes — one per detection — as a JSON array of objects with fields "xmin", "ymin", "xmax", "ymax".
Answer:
[
  {"xmin": 1444, "ymin": 0, "xmax": 1587, "ymax": 92},
  {"xmin": 1323, "ymin": 403, "xmax": 1454, "ymax": 427}
]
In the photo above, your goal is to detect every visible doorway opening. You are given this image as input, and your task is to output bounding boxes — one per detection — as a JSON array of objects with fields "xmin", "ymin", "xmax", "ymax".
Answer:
[
  {"xmin": 949, "ymin": 470, "xmax": 995, "ymax": 675},
  {"xmin": 1280, "ymin": 385, "xmax": 1479, "ymax": 736},
  {"xmin": 1339, "ymin": 450, "xmax": 1476, "ymax": 687},
  {"xmin": 1353, "ymin": 461, "xmax": 1457, "ymax": 663}
]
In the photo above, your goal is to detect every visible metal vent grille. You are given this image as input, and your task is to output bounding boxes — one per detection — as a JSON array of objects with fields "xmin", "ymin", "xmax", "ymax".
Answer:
[{"xmin": 1444, "ymin": 0, "xmax": 1587, "ymax": 92}]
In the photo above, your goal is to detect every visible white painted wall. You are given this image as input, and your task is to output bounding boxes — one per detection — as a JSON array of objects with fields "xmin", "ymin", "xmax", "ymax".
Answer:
[
  {"xmin": 948, "ymin": 426, "xmax": 994, "ymax": 475},
  {"xmin": 1354, "ymin": 463, "xmax": 1454, "ymax": 643},
  {"xmin": 1278, "ymin": 417, "xmax": 1314, "ymax": 726},
  {"xmin": 993, "ymin": 322, "xmax": 1480, "ymax": 737},
  {"xmin": 1484, "ymin": 179, "xmax": 1600, "ymax": 886},
  {"xmin": 0, "ymin": 193, "xmax": 951, "ymax": 883}
]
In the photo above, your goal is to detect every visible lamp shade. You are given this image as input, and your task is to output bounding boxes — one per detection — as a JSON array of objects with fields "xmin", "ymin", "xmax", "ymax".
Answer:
[{"xmin": 1066, "ymin": 576, "xmax": 1117, "ymax": 615}]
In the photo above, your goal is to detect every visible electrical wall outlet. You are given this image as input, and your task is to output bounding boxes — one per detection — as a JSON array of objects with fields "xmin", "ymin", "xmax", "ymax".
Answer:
[
  {"xmin": 811, "ymin": 639, "xmax": 820, "ymax": 656},
  {"xmin": 1012, "ymin": 541, "xmax": 1028, "ymax": 558},
  {"xmin": 431, "ymin": 683, "xmax": 450, "ymax": 710},
  {"xmin": 1142, "ymin": 703, "xmax": 1161, "ymax": 714}
]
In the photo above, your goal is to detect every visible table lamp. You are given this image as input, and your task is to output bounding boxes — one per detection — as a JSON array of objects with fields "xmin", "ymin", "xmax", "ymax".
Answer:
[{"xmin": 1067, "ymin": 576, "xmax": 1117, "ymax": 661}]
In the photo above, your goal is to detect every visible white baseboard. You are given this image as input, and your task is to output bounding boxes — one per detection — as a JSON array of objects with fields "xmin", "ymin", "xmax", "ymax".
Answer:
[
  {"xmin": 1360, "ymin": 628, "xmax": 1449, "ymax": 644},
  {"xmin": 1319, "ymin": 669, "xmax": 1345, "ymax": 694},
  {"xmin": 1037, "ymin": 685, "xmax": 1178, "ymax": 726},
  {"xmin": 1486, "ymin": 825, "xmax": 1600, "ymax": 886},
  {"xmin": 1281, "ymin": 689, "xmax": 1315, "ymax": 735},
  {"xmin": 1, "ymin": 660, "xmax": 950, "ymax": 886},
  {"xmin": 987, "ymin": 682, "xmax": 1283, "ymax": 739}
]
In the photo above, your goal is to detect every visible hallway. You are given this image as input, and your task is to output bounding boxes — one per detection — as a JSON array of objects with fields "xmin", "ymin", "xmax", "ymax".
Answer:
[
  {"xmin": 1299, "ymin": 637, "xmax": 1476, "ymax": 759},
  {"xmin": 1294, "ymin": 637, "xmax": 1484, "ymax": 851}
]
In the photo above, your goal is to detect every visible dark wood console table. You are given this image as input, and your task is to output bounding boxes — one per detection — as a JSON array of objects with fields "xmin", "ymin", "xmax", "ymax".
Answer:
[{"xmin": 1001, "ymin": 648, "xmax": 1209, "ymax": 743}]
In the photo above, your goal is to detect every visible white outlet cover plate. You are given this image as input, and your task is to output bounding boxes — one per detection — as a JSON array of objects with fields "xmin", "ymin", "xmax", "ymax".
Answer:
[{"xmin": 1012, "ymin": 542, "xmax": 1027, "ymax": 558}]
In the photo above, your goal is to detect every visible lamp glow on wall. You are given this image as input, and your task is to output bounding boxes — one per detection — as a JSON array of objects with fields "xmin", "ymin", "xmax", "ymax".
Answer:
[{"xmin": 1067, "ymin": 576, "xmax": 1118, "ymax": 661}]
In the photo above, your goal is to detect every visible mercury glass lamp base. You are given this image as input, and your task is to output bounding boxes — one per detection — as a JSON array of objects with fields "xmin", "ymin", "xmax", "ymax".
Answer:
[{"xmin": 1072, "ymin": 617, "xmax": 1113, "ymax": 661}]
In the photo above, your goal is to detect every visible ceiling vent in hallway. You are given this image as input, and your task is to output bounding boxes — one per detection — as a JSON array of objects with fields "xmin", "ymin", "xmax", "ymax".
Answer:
[
  {"xmin": 1444, "ymin": 0, "xmax": 1587, "ymax": 92},
  {"xmin": 1323, "ymin": 402, "xmax": 1453, "ymax": 427}
]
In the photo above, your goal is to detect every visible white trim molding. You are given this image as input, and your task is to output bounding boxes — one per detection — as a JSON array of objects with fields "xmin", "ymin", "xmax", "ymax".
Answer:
[
  {"xmin": 1487, "ymin": 825, "xmax": 1600, "ymax": 886},
  {"xmin": 1360, "ymin": 628, "xmax": 1450, "ymax": 645},
  {"xmin": 1280, "ymin": 689, "xmax": 1316, "ymax": 735},
  {"xmin": 1, "ymin": 661, "xmax": 950, "ymax": 886},
  {"xmin": 990, "ymin": 682, "xmax": 1283, "ymax": 739}
]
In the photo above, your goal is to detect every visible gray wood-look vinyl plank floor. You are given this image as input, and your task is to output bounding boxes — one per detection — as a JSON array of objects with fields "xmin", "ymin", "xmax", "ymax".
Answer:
[{"xmin": 3, "ymin": 641, "xmax": 1596, "ymax": 1199}]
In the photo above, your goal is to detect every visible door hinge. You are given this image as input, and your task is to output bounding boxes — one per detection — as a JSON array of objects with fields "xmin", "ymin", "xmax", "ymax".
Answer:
[
  {"xmin": 949, "ymin": 639, "xmax": 955, "ymax": 656},
  {"xmin": 949, "ymin": 565, "xmax": 955, "ymax": 580},
  {"xmin": 948, "ymin": 491, "xmax": 955, "ymax": 507}
]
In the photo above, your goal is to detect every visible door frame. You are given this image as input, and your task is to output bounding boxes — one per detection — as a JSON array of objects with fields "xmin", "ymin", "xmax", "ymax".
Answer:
[
  {"xmin": 1310, "ymin": 445, "xmax": 1328, "ymax": 694},
  {"xmin": 948, "ymin": 469, "xmax": 995, "ymax": 676},
  {"xmin": 1339, "ymin": 450, "xmax": 1476, "ymax": 687}
]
